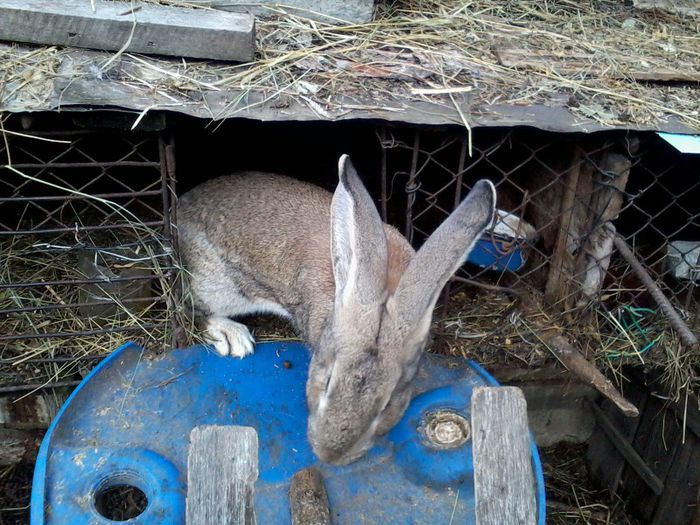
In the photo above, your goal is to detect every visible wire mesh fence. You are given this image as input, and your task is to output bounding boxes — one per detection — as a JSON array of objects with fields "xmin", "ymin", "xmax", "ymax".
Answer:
[
  {"xmin": 1, "ymin": 119, "xmax": 697, "ymax": 397},
  {"xmin": 379, "ymin": 125, "xmax": 699, "ymax": 395},
  {"xmin": 0, "ymin": 125, "xmax": 181, "ymax": 392}
]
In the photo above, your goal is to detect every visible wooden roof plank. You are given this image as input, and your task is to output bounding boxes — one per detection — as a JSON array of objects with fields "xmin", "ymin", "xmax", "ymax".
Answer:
[{"xmin": 0, "ymin": 0, "xmax": 255, "ymax": 62}]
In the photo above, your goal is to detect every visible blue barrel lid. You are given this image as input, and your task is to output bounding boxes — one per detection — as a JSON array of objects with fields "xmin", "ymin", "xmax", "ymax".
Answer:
[{"xmin": 31, "ymin": 342, "xmax": 545, "ymax": 524}]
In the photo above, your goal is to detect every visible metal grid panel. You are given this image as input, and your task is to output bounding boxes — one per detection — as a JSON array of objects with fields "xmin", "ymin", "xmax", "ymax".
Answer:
[
  {"xmin": 0, "ymin": 126, "xmax": 178, "ymax": 391},
  {"xmin": 379, "ymin": 125, "xmax": 698, "ymax": 387}
]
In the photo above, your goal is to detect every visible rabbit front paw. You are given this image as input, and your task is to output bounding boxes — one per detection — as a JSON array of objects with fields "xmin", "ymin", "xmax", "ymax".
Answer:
[{"xmin": 205, "ymin": 317, "xmax": 256, "ymax": 358}]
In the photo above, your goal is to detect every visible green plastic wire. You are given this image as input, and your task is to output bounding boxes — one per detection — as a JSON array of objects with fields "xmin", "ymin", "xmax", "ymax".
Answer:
[{"xmin": 605, "ymin": 306, "xmax": 659, "ymax": 359}]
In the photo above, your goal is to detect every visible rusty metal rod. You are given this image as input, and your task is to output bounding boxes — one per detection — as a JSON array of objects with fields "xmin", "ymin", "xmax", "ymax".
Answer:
[
  {"xmin": 0, "ymin": 190, "xmax": 162, "ymax": 202},
  {"xmin": 0, "ymin": 221, "xmax": 165, "ymax": 236},
  {"xmin": 613, "ymin": 235, "xmax": 699, "ymax": 350},
  {"xmin": 1, "ymin": 161, "xmax": 159, "ymax": 169},
  {"xmin": 0, "ymin": 324, "xmax": 160, "ymax": 341},
  {"xmin": 0, "ymin": 380, "xmax": 81, "ymax": 394},
  {"xmin": 0, "ymin": 296, "xmax": 161, "ymax": 314},
  {"xmin": 0, "ymin": 273, "xmax": 162, "ymax": 290},
  {"xmin": 0, "ymin": 355, "xmax": 108, "ymax": 364}
]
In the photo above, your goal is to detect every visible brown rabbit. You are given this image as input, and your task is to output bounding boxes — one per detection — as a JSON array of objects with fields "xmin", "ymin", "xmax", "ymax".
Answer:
[{"xmin": 177, "ymin": 155, "xmax": 496, "ymax": 464}]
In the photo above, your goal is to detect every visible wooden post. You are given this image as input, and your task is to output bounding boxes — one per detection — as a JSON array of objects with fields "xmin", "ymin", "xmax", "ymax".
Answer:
[
  {"xmin": 187, "ymin": 425, "xmax": 259, "ymax": 525},
  {"xmin": 573, "ymin": 152, "xmax": 631, "ymax": 308},
  {"xmin": 545, "ymin": 148, "xmax": 591, "ymax": 304},
  {"xmin": 472, "ymin": 387, "xmax": 537, "ymax": 525}
]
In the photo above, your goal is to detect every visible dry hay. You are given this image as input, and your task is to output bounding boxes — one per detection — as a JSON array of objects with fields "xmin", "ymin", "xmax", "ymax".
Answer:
[
  {"xmin": 0, "ymin": 0, "xmax": 698, "ymax": 130},
  {"xmin": 541, "ymin": 443, "xmax": 641, "ymax": 525},
  {"xmin": 0, "ymin": 46, "xmax": 60, "ymax": 109},
  {"xmin": 0, "ymin": 227, "xmax": 194, "ymax": 391},
  {"xmin": 431, "ymin": 280, "xmax": 699, "ymax": 401},
  {"xmin": 141, "ymin": 0, "xmax": 700, "ymax": 129}
]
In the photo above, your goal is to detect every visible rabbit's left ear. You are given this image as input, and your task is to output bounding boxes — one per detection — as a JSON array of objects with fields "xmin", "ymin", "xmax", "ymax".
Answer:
[
  {"xmin": 330, "ymin": 155, "xmax": 388, "ymax": 308},
  {"xmin": 391, "ymin": 179, "xmax": 496, "ymax": 336}
]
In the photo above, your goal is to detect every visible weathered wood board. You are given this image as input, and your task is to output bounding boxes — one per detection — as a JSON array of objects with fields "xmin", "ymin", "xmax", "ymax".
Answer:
[
  {"xmin": 0, "ymin": 0, "xmax": 255, "ymax": 62},
  {"xmin": 200, "ymin": 0, "xmax": 374, "ymax": 24},
  {"xmin": 494, "ymin": 45, "xmax": 700, "ymax": 83},
  {"xmin": 186, "ymin": 425, "xmax": 259, "ymax": 525},
  {"xmin": 472, "ymin": 386, "xmax": 537, "ymax": 525}
]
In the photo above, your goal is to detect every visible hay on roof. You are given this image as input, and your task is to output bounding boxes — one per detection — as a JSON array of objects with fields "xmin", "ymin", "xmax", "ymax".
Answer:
[{"xmin": 0, "ymin": 0, "xmax": 698, "ymax": 130}]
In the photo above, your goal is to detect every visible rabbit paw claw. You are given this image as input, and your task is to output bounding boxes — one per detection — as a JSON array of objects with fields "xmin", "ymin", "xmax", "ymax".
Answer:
[{"xmin": 205, "ymin": 317, "xmax": 255, "ymax": 358}]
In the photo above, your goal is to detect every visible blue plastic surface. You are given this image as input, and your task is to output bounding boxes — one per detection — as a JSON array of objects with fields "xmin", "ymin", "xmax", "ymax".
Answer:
[
  {"xmin": 31, "ymin": 342, "xmax": 546, "ymax": 524},
  {"xmin": 468, "ymin": 236, "xmax": 528, "ymax": 272}
]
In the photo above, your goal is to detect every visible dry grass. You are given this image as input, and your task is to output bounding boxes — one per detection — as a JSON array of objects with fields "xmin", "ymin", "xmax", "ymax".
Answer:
[
  {"xmin": 431, "ymin": 282, "xmax": 699, "ymax": 401},
  {"xmin": 0, "ymin": 229, "xmax": 195, "ymax": 389},
  {"xmin": 541, "ymin": 443, "xmax": 641, "ymax": 525}
]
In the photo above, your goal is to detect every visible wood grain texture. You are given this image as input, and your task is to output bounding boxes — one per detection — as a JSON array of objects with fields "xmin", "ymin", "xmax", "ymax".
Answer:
[
  {"xmin": 0, "ymin": 0, "xmax": 255, "ymax": 62},
  {"xmin": 0, "ymin": 428, "xmax": 39, "ymax": 465},
  {"xmin": 495, "ymin": 45, "xmax": 700, "ymax": 83},
  {"xmin": 198, "ymin": 0, "xmax": 374, "ymax": 24},
  {"xmin": 471, "ymin": 386, "xmax": 537, "ymax": 525},
  {"xmin": 289, "ymin": 467, "xmax": 331, "ymax": 525},
  {"xmin": 187, "ymin": 425, "xmax": 259, "ymax": 525},
  {"xmin": 589, "ymin": 401, "xmax": 663, "ymax": 495}
]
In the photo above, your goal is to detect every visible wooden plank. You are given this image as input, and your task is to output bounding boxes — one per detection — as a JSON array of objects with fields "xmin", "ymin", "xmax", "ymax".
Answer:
[
  {"xmin": 0, "ymin": 428, "xmax": 40, "ymax": 465},
  {"xmin": 0, "ymin": 0, "xmax": 255, "ymax": 62},
  {"xmin": 589, "ymin": 400, "xmax": 664, "ymax": 495},
  {"xmin": 651, "ymin": 432, "xmax": 700, "ymax": 525},
  {"xmin": 471, "ymin": 386, "xmax": 537, "ymax": 525},
  {"xmin": 186, "ymin": 425, "xmax": 259, "ymax": 525},
  {"xmin": 586, "ymin": 376, "xmax": 647, "ymax": 495},
  {"xmin": 624, "ymin": 394, "xmax": 683, "ymax": 522},
  {"xmin": 289, "ymin": 467, "xmax": 331, "ymax": 525},
  {"xmin": 634, "ymin": 0, "xmax": 700, "ymax": 18},
  {"xmin": 495, "ymin": 45, "xmax": 700, "ymax": 83},
  {"xmin": 199, "ymin": 0, "xmax": 374, "ymax": 24}
]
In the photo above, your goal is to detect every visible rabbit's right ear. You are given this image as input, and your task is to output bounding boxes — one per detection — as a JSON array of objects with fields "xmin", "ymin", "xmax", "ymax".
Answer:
[
  {"xmin": 391, "ymin": 179, "xmax": 496, "ymax": 337},
  {"xmin": 330, "ymin": 155, "xmax": 388, "ymax": 309}
]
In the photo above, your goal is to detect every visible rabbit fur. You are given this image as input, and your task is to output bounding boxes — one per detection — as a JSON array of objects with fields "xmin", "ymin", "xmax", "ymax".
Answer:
[{"xmin": 177, "ymin": 155, "xmax": 496, "ymax": 465}]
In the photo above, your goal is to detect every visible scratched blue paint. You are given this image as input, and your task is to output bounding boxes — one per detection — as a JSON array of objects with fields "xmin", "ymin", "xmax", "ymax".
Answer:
[{"xmin": 31, "ymin": 342, "xmax": 546, "ymax": 524}]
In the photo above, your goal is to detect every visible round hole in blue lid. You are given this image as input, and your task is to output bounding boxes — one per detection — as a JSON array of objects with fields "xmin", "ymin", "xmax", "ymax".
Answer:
[{"xmin": 93, "ymin": 472, "xmax": 149, "ymax": 522}]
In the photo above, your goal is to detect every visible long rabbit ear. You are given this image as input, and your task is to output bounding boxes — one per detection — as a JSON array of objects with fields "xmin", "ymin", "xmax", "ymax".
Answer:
[
  {"xmin": 330, "ymin": 155, "xmax": 388, "ymax": 307},
  {"xmin": 391, "ymin": 179, "xmax": 496, "ymax": 332}
]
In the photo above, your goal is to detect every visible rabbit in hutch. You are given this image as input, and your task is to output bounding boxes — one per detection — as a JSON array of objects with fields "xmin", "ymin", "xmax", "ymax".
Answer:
[{"xmin": 177, "ymin": 154, "xmax": 496, "ymax": 465}]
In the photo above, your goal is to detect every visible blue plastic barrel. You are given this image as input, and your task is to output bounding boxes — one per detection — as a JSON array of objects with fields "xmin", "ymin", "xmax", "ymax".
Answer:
[{"xmin": 31, "ymin": 342, "xmax": 546, "ymax": 524}]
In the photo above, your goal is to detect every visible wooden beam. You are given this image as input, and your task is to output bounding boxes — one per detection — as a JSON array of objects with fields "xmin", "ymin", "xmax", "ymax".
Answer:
[
  {"xmin": 544, "ymin": 147, "xmax": 584, "ymax": 305},
  {"xmin": 472, "ymin": 387, "xmax": 537, "ymax": 525},
  {"xmin": 186, "ymin": 425, "xmax": 259, "ymax": 525},
  {"xmin": 0, "ymin": 0, "xmax": 255, "ymax": 62}
]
